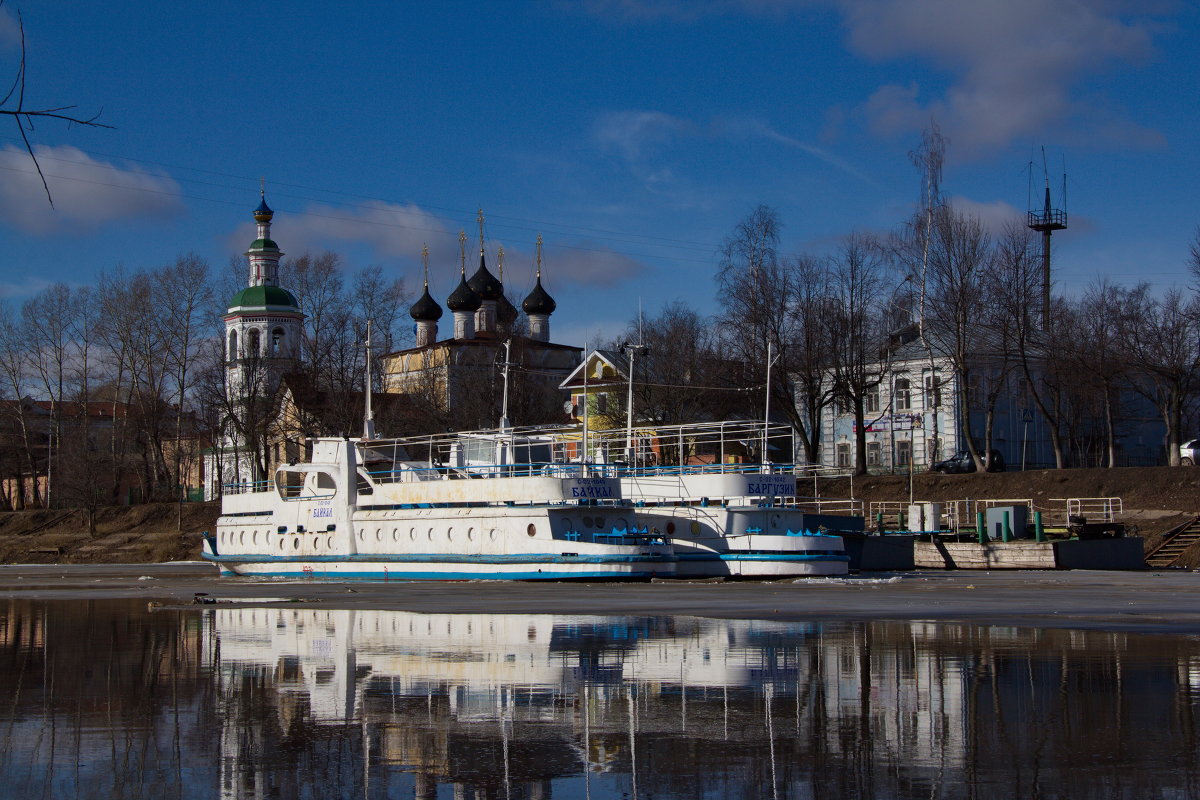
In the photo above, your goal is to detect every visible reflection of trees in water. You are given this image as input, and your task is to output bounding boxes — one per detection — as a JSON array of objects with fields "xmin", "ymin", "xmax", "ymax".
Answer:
[
  {"xmin": 0, "ymin": 600, "xmax": 209, "ymax": 797},
  {"xmin": 2, "ymin": 604, "xmax": 1200, "ymax": 798}
]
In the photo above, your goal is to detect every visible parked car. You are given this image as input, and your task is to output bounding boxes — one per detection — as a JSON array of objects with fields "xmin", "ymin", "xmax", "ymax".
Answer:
[
  {"xmin": 930, "ymin": 450, "xmax": 1005, "ymax": 474},
  {"xmin": 1180, "ymin": 439, "xmax": 1200, "ymax": 466}
]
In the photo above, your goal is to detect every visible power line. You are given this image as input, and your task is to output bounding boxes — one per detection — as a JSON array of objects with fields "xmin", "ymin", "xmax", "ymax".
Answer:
[
  {"xmin": 0, "ymin": 160, "xmax": 725, "ymax": 269},
  {"xmin": 0, "ymin": 137, "xmax": 726, "ymax": 254}
]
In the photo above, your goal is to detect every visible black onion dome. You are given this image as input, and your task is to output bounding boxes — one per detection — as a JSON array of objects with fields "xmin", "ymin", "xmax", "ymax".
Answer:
[
  {"xmin": 446, "ymin": 274, "xmax": 482, "ymax": 312},
  {"xmin": 522, "ymin": 276, "xmax": 556, "ymax": 315},
  {"xmin": 497, "ymin": 294, "xmax": 518, "ymax": 325},
  {"xmin": 409, "ymin": 286, "xmax": 443, "ymax": 321},
  {"xmin": 467, "ymin": 252, "xmax": 505, "ymax": 300}
]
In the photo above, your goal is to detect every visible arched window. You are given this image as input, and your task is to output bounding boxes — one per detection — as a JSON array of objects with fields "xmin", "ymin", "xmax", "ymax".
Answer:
[
  {"xmin": 271, "ymin": 327, "xmax": 285, "ymax": 355},
  {"xmin": 247, "ymin": 328, "xmax": 262, "ymax": 356},
  {"xmin": 228, "ymin": 330, "xmax": 238, "ymax": 360}
]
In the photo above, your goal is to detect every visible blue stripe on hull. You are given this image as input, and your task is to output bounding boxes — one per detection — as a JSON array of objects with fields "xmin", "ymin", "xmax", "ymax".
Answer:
[
  {"xmin": 202, "ymin": 552, "xmax": 674, "ymax": 565},
  {"xmin": 210, "ymin": 569, "xmax": 666, "ymax": 581},
  {"xmin": 675, "ymin": 553, "xmax": 851, "ymax": 562}
]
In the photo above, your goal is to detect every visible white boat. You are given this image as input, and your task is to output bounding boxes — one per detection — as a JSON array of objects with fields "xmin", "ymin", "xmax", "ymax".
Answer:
[
  {"xmin": 455, "ymin": 421, "xmax": 852, "ymax": 579},
  {"xmin": 201, "ymin": 434, "xmax": 676, "ymax": 581},
  {"xmin": 624, "ymin": 469, "xmax": 851, "ymax": 578},
  {"xmin": 604, "ymin": 421, "xmax": 851, "ymax": 578}
]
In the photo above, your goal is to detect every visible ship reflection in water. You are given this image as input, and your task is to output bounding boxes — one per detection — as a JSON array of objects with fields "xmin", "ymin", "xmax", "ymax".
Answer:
[{"xmin": 3, "ymin": 602, "xmax": 1200, "ymax": 798}]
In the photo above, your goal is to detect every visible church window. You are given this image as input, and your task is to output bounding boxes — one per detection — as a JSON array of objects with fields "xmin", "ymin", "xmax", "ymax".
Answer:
[
  {"xmin": 228, "ymin": 330, "xmax": 238, "ymax": 360},
  {"xmin": 271, "ymin": 327, "xmax": 285, "ymax": 355},
  {"xmin": 248, "ymin": 328, "xmax": 262, "ymax": 356}
]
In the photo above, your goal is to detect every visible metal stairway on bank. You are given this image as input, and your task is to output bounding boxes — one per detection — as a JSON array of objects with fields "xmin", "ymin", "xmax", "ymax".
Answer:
[{"xmin": 1145, "ymin": 517, "xmax": 1200, "ymax": 568}]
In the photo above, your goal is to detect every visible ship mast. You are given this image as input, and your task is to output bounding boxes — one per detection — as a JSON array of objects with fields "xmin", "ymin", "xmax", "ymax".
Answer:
[{"xmin": 363, "ymin": 319, "xmax": 375, "ymax": 440}]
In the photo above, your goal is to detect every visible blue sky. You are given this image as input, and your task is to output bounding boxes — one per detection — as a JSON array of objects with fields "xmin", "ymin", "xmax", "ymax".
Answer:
[{"xmin": 1, "ymin": 1, "xmax": 1197, "ymax": 347}]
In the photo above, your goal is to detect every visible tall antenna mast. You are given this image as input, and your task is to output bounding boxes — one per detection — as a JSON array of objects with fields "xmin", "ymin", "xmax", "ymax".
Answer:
[{"xmin": 1027, "ymin": 146, "xmax": 1068, "ymax": 329}]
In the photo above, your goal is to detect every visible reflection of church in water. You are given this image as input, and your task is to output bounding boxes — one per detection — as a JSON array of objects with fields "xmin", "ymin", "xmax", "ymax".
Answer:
[{"xmin": 204, "ymin": 608, "xmax": 987, "ymax": 799}]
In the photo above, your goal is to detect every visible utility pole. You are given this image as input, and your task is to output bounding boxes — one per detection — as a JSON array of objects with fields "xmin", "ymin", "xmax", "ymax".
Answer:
[
  {"xmin": 622, "ymin": 340, "xmax": 648, "ymax": 464},
  {"xmin": 499, "ymin": 338, "xmax": 514, "ymax": 430},
  {"xmin": 763, "ymin": 340, "xmax": 779, "ymax": 465},
  {"xmin": 363, "ymin": 320, "xmax": 375, "ymax": 440}
]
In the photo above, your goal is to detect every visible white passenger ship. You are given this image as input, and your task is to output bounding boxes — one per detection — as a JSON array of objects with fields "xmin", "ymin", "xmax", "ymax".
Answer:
[
  {"xmin": 453, "ymin": 421, "xmax": 852, "ymax": 578},
  {"xmin": 202, "ymin": 434, "xmax": 676, "ymax": 581}
]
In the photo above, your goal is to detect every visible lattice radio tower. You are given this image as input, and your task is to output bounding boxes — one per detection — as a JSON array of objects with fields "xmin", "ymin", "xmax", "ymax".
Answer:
[{"xmin": 1027, "ymin": 147, "xmax": 1067, "ymax": 329}]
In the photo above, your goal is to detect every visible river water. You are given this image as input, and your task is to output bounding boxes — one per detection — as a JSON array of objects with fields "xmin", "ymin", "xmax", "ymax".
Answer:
[{"xmin": 2, "ymin": 597, "xmax": 1199, "ymax": 799}]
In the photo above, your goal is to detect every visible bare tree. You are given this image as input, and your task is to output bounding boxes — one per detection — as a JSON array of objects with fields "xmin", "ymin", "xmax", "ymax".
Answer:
[
  {"xmin": 922, "ymin": 207, "xmax": 994, "ymax": 470},
  {"xmin": 1125, "ymin": 287, "xmax": 1200, "ymax": 466},
  {"xmin": 154, "ymin": 254, "xmax": 212, "ymax": 524},
  {"xmin": 716, "ymin": 206, "xmax": 834, "ymax": 462},
  {"xmin": 825, "ymin": 234, "xmax": 891, "ymax": 476},
  {"xmin": 1069, "ymin": 280, "xmax": 1137, "ymax": 467},
  {"xmin": 0, "ymin": 304, "xmax": 41, "ymax": 507},
  {"xmin": 21, "ymin": 283, "xmax": 76, "ymax": 506},
  {"xmin": 606, "ymin": 301, "xmax": 744, "ymax": 431}
]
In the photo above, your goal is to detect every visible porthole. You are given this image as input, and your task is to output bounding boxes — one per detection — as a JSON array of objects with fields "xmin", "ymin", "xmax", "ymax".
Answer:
[
  {"xmin": 595, "ymin": 516, "xmax": 606, "ymax": 530},
  {"xmin": 447, "ymin": 527, "xmax": 454, "ymax": 542},
  {"xmin": 409, "ymin": 528, "xmax": 416, "ymax": 541},
  {"xmin": 326, "ymin": 537, "xmax": 333, "ymax": 550},
  {"xmin": 293, "ymin": 537, "xmax": 300, "ymax": 550},
  {"xmin": 466, "ymin": 527, "xmax": 474, "ymax": 541},
  {"xmin": 690, "ymin": 521, "xmax": 701, "ymax": 535},
  {"xmin": 279, "ymin": 538, "xmax": 287, "ymax": 552},
  {"xmin": 314, "ymin": 537, "xmax": 321, "ymax": 551},
  {"xmin": 239, "ymin": 531, "xmax": 246, "ymax": 546},
  {"xmin": 527, "ymin": 523, "xmax": 536, "ymax": 538},
  {"xmin": 562, "ymin": 517, "xmax": 572, "ymax": 531},
  {"xmin": 376, "ymin": 528, "xmax": 383, "ymax": 542},
  {"xmin": 489, "ymin": 529, "xmax": 497, "ymax": 541},
  {"xmin": 666, "ymin": 521, "xmax": 676, "ymax": 535},
  {"xmin": 392, "ymin": 528, "xmax": 399, "ymax": 543},
  {"xmin": 427, "ymin": 528, "xmax": 434, "ymax": 541},
  {"xmin": 616, "ymin": 518, "xmax": 627, "ymax": 531},
  {"xmin": 582, "ymin": 516, "xmax": 593, "ymax": 528}
]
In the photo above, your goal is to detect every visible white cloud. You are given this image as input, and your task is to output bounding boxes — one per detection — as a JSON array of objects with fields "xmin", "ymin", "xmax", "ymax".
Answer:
[
  {"xmin": 542, "ymin": 242, "xmax": 649, "ymax": 288},
  {"xmin": 0, "ymin": 145, "xmax": 182, "ymax": 234},
  {"xmin": 594, "ymin": 110, "xmax": 694, "ymax": 162},
  {"xmin": 581, "ymin": 0, "xmax": 1168, "ymax": 153},
  {"xmin": 714, "ymin": 116, "xmax": 876, "ymax": 183},
  {"xmin": 489, "ymin": 239, "xmax": 648, "ymax": 291},
  {"xmin": 841, "ymin": 0, "xmax": 1163, "ymax": 151},
  {"xmin": 597, "ymin": 109, "xmax": 872, "ymax": 185},
  {"xmin": 0, "ymin": 7, "xmax": 19, "ymax": 49},
  {"xmin": 946, "ymin": 195, "xmax": 1024, "ymax": 235},
  {"xmin": 293, "ymin": 200, "xmax": 452, "ymax": 263},
  {"xmin": 0, "ymin": 275, "xmax": 52, "ymax": 300}
]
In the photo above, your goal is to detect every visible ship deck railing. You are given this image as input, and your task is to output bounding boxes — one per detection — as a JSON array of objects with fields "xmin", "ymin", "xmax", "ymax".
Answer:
[
  {"xmin": 223, "ymin": 480, "xmax": 275, "ymax": 495},
  {"xmin": 364, "ymin": 460, "xmax": 828, "ymax": 483}
]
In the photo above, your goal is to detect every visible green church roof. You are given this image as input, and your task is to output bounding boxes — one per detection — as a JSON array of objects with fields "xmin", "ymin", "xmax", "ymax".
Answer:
[
  {"xmin": 228, "ymin": 285, "xmax": 299, "ymax": 311},
  {"xmin": 249, "ymin": 238, "xmax": 280, "ymax": 251}
]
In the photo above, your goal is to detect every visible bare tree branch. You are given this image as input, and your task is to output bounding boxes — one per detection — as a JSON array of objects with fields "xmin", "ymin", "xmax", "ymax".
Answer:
[{"xmin": 2, "ymin": 5, "xmax": 113, "ymax": 206}]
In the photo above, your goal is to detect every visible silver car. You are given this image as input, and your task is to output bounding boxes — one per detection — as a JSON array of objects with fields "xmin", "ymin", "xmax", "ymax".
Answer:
[{"xmin": 1181, "ymin": 439, "xmax": 1200, "ymax": 466}]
